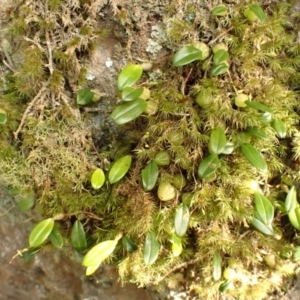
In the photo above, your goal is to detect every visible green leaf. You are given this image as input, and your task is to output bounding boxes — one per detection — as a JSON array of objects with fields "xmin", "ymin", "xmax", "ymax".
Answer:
[
  {"xmin": 250, "ymin": 4, "xmax": 266, "ymax": 23},
  {"xmin": 71, "ymin": 220, "xmax": 87, "ymax": 252},
  {"xmin": 245, "ymin": 100, "xmax": 272, "ymax": 113},
  {"xmin": 110, "ymin": 98, "xmax": 147, "ymax": 125},
  {"xmin": 251, "ymin": 217, "xmax": 274, "ymax": 235},
  {"xmin": 212, "ymin": 5, "xmax": 228, "ymax": 16},
  {"xmin": 29, "ymin": 218, "xmax": 54, "ymax": 248},
  {"xmin": 49, "ymin": 224, "xmax": 63, "ymax": 248},
  {"xmin": 20, "ymin": 248, "xmax": 39, "ymax": 263},
  {"xmin": 172, "ymin": 45, "xmax": 203, "ymax": 67},
  {"xmin": 209, "ymin": 127, "xmax": 227, "ymax": 155},
  {"xmin": 122, "ymin": 236, "xmax": 138, "ymax": 253},
  {"xmin": 213, "ymin": 252, "xmax": 222, "ymax": 281},
  {"xmin": 254, "ymin": 193, "xmax": 274, "ymax": 225},
  {"xmin": 117, "ymin": 64, "xmax": 143, "ymax": 90},
  {"xmin": 154, "ymin": 151, "xmax": 170, "ymax": 166},
  {"xmin": 174, "ymin": 203, "xmax": 190, "ymax": 237},
  {"xmin": 143, "ymin": 232, "xmax": 160, "ymax": 265},
  {"xmin": 76, "ymin": 88, "xmax": 94, "ymax": 105},
  {"xmin": 121, "ymin": 87, "xmax": 144, "ymax": 102},
  {"xmin": 211, "ymin": 63, "xmax": 228, "ymax": 76},
  {"xmin": 294, "ymin": 247, "xmax": 300, "ymax": 262},
  {"xmin": 285, "ymin": 186, "xmax": 297, "ymax": 213},
  {"xmin": 288, "ymin": 207, "xmax": 300, "ymax": 230},
  {"xmin": 241, "ymin": 143, "xmax": 267, "ymax": 172},
  {"xmin": 91, "ymin": 168, "xmax": 105, "ymax": 190},
  {"xmin": 272, "ymin": 119, "xmax": 286, "ymax": 138},
  {"xmin": 170, "ymin": 233, "xmax": 182, "ymax": 257},
  {"xmin": 142, "ymin": 160, "xmax": 159, "ymax": 191},
  {"xmin": 198, "ymin": 154, "xmax": 220, "ymax": 179},
  {"xmin": 213, "ymin": 50, "xmax": 229, "ymax": 65},
  {"xmin": 0, "ymin": 108, "xmax": 7, "ymax": 124},
  {"xmin": 246, "ymin": 127, "xmax": 268, "ymax": 140},
  {"xmin": 82, "ymin": 238, "xmax": 119, "ymax": 269},
  {"xmin": 17, "ymin": 192, "xmax": 35, "ymax": 211},
  {"xmin": 108, "ymin": 155, "xmax": 132, "ymax": 184},
  {"xmin": 219, "ymin": 280, "xmax": 233, "ymax": 293}
]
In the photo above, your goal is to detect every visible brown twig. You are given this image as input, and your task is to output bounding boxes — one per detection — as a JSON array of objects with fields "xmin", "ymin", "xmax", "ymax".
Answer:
[{"xmin": 45, "ymin": 31, "xmax": 54, "ymax": 75}]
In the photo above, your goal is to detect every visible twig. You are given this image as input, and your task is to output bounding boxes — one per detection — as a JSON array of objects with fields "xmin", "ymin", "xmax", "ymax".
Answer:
[
  {"xmin": 158, "ymin": 257, "xmax": 200, "ymax": 282},
  {"xmin": 13, "ymin": 85, "xmax": 47, "ymax": 139},
  {"xmin": 45, "ymin": 31, "xmax": 53, "ymax": 75},
  {"xmin": 23, "ymin": 37, "xmax": 44, "ymax": 51},
  {"xmin": 208, "ymin": 26, "xmax": 234, "ymax": 46},
  {"xmin": 60, "ymin": 92, "xmax": 80, "ymax": 119},
  {"xmin": 0, "ymin": 205, "xmax": 14, "ymax": 216}
]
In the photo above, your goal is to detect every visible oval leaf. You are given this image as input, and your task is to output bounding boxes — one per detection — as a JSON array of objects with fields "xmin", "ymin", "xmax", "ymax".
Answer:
[
  {"xmin": 250, "ymin": 4, "xmax": 266, "ymax": 23},
  {"xmin": 213, "ymin": 252, "xmax": 222, "ymax": 281},
  {"xmin": 222, "ymin": 142, "xmax": 235, "ymax": 155},
  {"xmin": 0, "ymin": 108, "xmax": 7, "ymax": 124},
  {"xmin": 251, "ymin": 217, "xmax": 274, "ymax": 235},
  {"xmin": 219, "ymin": 280, "xmax": 233, "ymax": 293},
  {"xmin": 117, "ymin": 64, "xmax": 143, "ymax": 90},
  {"xmin": 29, "ymin": 218, "xmax": 54, "ymax": 248},
  {"xmin": 254, "ymin": 193, "xmax": 274, "ymax": 225},
  {"xmin": 71, "ymin": 220, "xmax": 87, "ymax": 252},
  {"xmin": 171, "ymin": 233, "xmax": 182, "ymax": 257},
  {"xmin": 172, "ymin": 46, "xmax": 203, "ymax": 67},
  {"xmin": 121, "ymin": 87, "xmax": 144, "ymax": 102},
  {"xmin": 246, "ymin": 127, "xmax": 268, "ymax": 140},
  {"xmin": 174, "ymin": 203, "xmax": 190, "ymax": 237},
  {"xmin": 77, "ymin": 88, "xmax": 94, "ymax": 105},
  {"xmin": 82, "ymin": 239, "xmax": 118, "ymax": 267},
  {"xmin": 91, "ymin": 168, "xmax": 105, "ymax": 190},
  {"xmin": 198, "ymin": 154, "xmax": 220, "ymax": 179},
  {"xmin": 154, "ymin": 151, "xmax": 170, "ymax": 166},
  {"xmin": 285, "ymin": 186, "xmax": 297, "ymax": 213},
  {"xmin": 143, "ymin": 232, "xmax": 160, "ymax": 265},
  {"xmin": 17, "ymin": 192, "xmax": 35, "ymax": 211},
  {"xmin": 209, "ymin": 127, "xmax": 227, "ymax": 155},
  {"xmin": 245, "ymin": 100, "xmax": 272, "ymax": 113},
  {"xmin": 108, "ymin": 155, "xmax": 132, "ymax": 184},
  {"xmin": 211, "ymin": 63, "xmax": 228, "ymax": 76},
  {"xmin": 213, "ymin": 50, "xmax": 229, "ymax": 65},
  {"xmin": 142, "ymin": 160, "xmax": 159, "ymax": 191},
  {"xmin": 49, "ymin": 224, "xmax": 64, "ymax": 248},
  {"xmin": 288, "ymin": 207, "xmax": 300, "ymax": 230},
  {"xmin": 272, "ymin": 119, "xmax": 286, "ymax": 138},
  {"xmin": 111, "ymin": 98, "xmax": 147, "ymax": 125},
  {"xmin": 212, "ymin": 5, "xmax": 228, "ymax": 16},
  {"xmin": 122, "ymin": 236, "xmax": 138, "ymax": 253},
  {"xmin": 241, "ymin": 143, "xmax": 267, "ymax": 172}
]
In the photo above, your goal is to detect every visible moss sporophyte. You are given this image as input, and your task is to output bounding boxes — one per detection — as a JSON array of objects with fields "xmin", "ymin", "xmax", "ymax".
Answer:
[{"xmin": 2, "ymin": 1, "xmax": 300, "ymax": 298}]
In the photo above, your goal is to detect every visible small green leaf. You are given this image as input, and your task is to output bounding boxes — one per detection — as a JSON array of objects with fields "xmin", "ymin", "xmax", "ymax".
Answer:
[
  {"xmin": 29, "ymin": 218, "xmax": 54, "ymax": 248},
  {"xmin": 285, "ymin": 186, "xmax": 297, "ymax": 213},
  {"xmin": 71, "ymin": 220, "xmax": 87, "ymax": 252},
  {"xmin": 198, "ymin": 154, "xmax": 220, "ymax": 179},
  {"xmin": 108, "ymin": 155, "xmax": 132, "ymax": 184},
  {"xmin": 17, "ymin": 192, "xmax": 35, "ymax": 211},
  {"xmin": 170, "ymin": 233, "xmax": 182, "ymax": 257},
  {"xmin": 250, "ymin": 4, "xmax": 266, "ymax": 23},
  {"xmin": 174, "ymin": 203, "xmax": 190, "ymax": 237},
  {"xmin": 219, "ymin": 280, "xmax": 233, "ymax": 292},
  {"xmin": 272, "ymin": 119, "xmax": 286, "ymax": 138},
  {"xmin": 241, "ymin": 143, "xmax": 267, "ymax": 172},
  {"xmin": 246, "ymin": 127, "xmax": 268, "ymax": 140},
  {"xmin": 117, "ymin": 64, "xmax": 143, "ymax": 90},
  {"xmin": 76, "ymin": 88, "xmax": 94, "ymax": 105},
  {"xmin": 154, "ymin": 151, "xmax": 171, "ymax": 166},
  {"xmin": 49, "ymin": 224, "xmax": 64, "ymax": 248},
  {"xmin": 213, "ymin": 252, "xmax": 222, "ymax": 281},
  {"xmin": 213, "ymin": 50, "xmax": 229, "ymax": 65},
  {"xmin": 82, "ymin": 239, "xmax": 119, "ymax": 268},
  {"xmin": 122, "ymin": 237, "xmax": 138, "ymax": 253},
  {"xmin": 143, "ymin": 232, "xmax": 160, "ymax": 265},
  {"xmin": 211, "ymin": 63, "xmax": 228, "ymax": 76},
  {"xmin": 121, "ymin": 87, "xmax": 144, "ymax": 102},
  {"xmin": 142, "ymin": 160, "xmax": 159, "ymax": 191},
  {"xmin": 209, "ymin": 127, "xmax": 227, "ymax": 155},
  {"xmin": 212, "ymin": 5, "xmax": 228, "ymax": 16},
  {"xmin": 110, "ymin": 98, "xmax": 147, "ymax": 125},
  {"xmin": 288, "ymin": 207, "xmax": 300, "ymax": 230},
  {"xmin": 20, "ymin": 248, "xmax": 39, "ymax": 263},
  {"xmin": 172, "ymin": 46, "xmax": 203, "ymax": 67},
  {"xmin": 0, "ymin": 108, "xmax": 7, "ymax": 124},
  {"xmin": 251, "ymin": 217, "xmax": 274, "ymax": 235},
  {"xmin": 245, "ymin": 100, "xmax": 272, "ymax": 113},
  {"xmin": 91, "ymin": 168, "xmax": 105, "ymax": 190},
  {"xmin": 222, "ymin": 142, "xmax": 235, "ymax": 155},
  {"xmin": 254, "ymin": 193, "xmax": 274, "ymax": 225}
]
